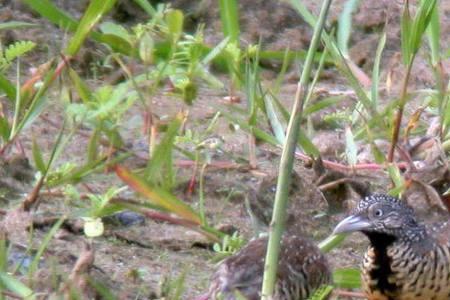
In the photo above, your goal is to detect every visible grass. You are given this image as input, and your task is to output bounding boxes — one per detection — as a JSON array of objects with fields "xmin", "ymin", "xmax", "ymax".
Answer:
[{"xmin": 0, "ymin": 0, "xmax": 448, "ymax": 298}]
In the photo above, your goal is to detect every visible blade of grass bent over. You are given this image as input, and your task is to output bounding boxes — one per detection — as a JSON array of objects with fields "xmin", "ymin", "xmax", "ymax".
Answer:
[{"xmin": 115, "ymin": 165, "xmax": 201, "ymax": 225}]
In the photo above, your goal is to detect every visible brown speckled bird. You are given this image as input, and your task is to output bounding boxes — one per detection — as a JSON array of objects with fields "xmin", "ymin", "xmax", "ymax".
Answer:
[
  {"xmin": 206, "ymin": 235, "xmax": 331, "ymax": 300},
  {"xmin": 333, "ymin": 194, "xmax": 450, "ymax": 300}
]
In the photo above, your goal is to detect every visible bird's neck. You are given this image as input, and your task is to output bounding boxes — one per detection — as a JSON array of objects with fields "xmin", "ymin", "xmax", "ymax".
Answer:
[
  {"xmin": 364, "ymin": 232, "xmax": 398, "ymax": 295},
  {"xmin": 363, "ymin": 225, "xmax": 431, "ymax": 296}
]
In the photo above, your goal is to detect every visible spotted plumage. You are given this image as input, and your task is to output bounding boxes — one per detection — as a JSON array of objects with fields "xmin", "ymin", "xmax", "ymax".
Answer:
[
  {"xmin": 206, "ymin": 235, "xmax": 331, "ymax": 300},
  {"xmin": 334, "ymin": 194, "xmax": 450, "ymax": 300}
]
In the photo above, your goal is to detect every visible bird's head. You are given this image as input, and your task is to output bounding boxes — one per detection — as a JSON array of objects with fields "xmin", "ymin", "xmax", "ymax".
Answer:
[{"xmin": 333, "ymin": 194, "xmax": 421, "ymax": 239}]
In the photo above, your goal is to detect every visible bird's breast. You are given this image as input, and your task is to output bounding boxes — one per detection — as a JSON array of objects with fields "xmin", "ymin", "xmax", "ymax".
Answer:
[{"xmin": 363, "ymin": 243, "xmax": 450, "ymax": 300}]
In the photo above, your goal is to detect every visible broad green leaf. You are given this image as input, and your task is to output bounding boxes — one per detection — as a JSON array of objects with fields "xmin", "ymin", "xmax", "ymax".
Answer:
[
  {"xmin": 0, "ymin": 72, "xmax": 17, "ymax": 101},
  {"xmin": 139, "ymin": 33, "xmax": 155, "ymax": 64},
  {"xmin": 99, "ymin": 21, "xmax": 131, "ymax": 44},
  {"xmin": 165, "ymin": 9, "xmax": 184, "ymax": 40}
]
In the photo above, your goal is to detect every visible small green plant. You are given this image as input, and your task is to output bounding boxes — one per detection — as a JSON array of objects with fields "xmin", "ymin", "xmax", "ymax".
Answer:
[
  {"xmin": 212, "ymin": 232, "xmax": 245, "ymax": 262},
  {"xmin": 159, "ymin": 271, "xmax": 187, "ymax": 300},
  {"xmin": 0, "ymin": 41, "xmax": 36, "ymax": 71},
  {"xmin": 78, "ymin": 187, "xmax": 125, "ymax": 238}
]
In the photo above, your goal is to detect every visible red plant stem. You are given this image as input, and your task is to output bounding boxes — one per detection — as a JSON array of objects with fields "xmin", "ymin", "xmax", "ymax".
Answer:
[
  {"xmin": 294, "ymin": 151, "xmax": 408, "ymax": 172},
  {"xmin": 39, "ymin": 106, "xmax": 408, "ymax": 174}
]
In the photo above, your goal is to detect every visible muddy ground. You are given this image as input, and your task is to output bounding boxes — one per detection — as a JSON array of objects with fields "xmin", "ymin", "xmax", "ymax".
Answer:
[{"xmin": 0, "ymin": 0, "xmax": 450, "ymax": 299}]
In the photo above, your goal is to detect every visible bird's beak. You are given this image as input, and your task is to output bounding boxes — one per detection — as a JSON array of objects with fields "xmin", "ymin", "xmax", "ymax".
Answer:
[{"xmin": 333, "ymin": 214, "xmax": 372, "ymax": 235}]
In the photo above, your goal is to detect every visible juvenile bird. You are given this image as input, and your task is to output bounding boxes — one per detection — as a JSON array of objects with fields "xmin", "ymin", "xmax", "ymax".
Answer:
[
  {"xmin": 333, "ymin": 194, "xmax": 450, "ymax": 300},
  {"xmin": 206, "ymin": 235, "xmax": 331, "ymax": 300}
]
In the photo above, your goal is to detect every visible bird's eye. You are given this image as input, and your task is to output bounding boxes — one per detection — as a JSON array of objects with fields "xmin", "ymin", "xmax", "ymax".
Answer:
[{"xmin": 374, "ymin": 209, "xmax": 383, "ymax": 217}]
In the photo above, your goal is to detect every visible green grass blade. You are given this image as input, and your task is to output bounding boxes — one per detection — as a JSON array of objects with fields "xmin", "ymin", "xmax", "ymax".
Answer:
[
  {"xmin": 21, "ymin": 0, "xmax": 78, "ymax": 31},
  {"xmin": 31, "ymin": 138, "xmax": 46, "ymax": 174},
  {"xmin": 202, "ymin": 37, "xmax": 230, "ymax": 66},
  {"xmin": 289, "ymin": 0, "xmax": 376, "ymax": 116},
  {"xmin": 426, "ymin": 1, "xmax": 440, "ymax": 65},
  {"xmin": 0, "ymin": 21, "xmax": 36, "ymax": 30},
  {"xmin": 23, "ymin": 0, "xmax": 132, "ymax": 56},
  {"xmin": 10, "ymin": 62, "xmax": 22, "ymax": 139},
  {"xmin": 337, "ymin": 0, "xmax": 360, "ymax": 57},
  {"xmin": 221, "ymin": 111, "xmax": 279, "ymax": 146},
  {"xmin": 344, "ymin": 126, "xmax": 357, "ymax": 165},
  {"xmin": 410, "ymin": 0, "xmax": 437, "ymax": 54},
  {"xmin": 370, "ymin": 32, "xmax": 386, "ymax": 109},
  {"xmin": 401, "ymin": 2, "xmax": 413, "ymax": 64},
  {"xmin": 264, "ymin": 93, "xmax": 286, "ymax": 144},
  {"xmin": 298, "ymin": 131, "xmax": 320, "ymax": 157},
  {"xmin": 132, "ymin": 0, "xmax": 156, "ymax": 17},
  {"xmin": 65, "ymin": 0, "xmax": 117, "ymax": 56},
  {"xmin": 0, "ymin": 272, "xmax": 35, "ymax": 299},
  {"xmin": 272, "ymin": 48, "xmax": 292, "ymax": 94},
  {"xmin": 308, "ymin": 285, "xmax": 333, "ymax": 300},
  {"xmin": 318, "ymin": 234, "xmax": 346, "ymax": 253},
  {"xmin": 87, "ymin": 130, "xmax": 100, "ymax": 163},
  {"xmin": 86, "ymin": 276, "xmax": 118, "ymax": 300},
  {"xmin": 261, "ymin": 0, "xmax": 333, "ymax": 296},
  {"xmin": 68, "ymin": 68, "xmax": 93, "ymax": 103},
  {"xmin": 28, "ymin": 217, "xmax": 66, "ymax": 280},
  {"xmin": 0, "ymin": 234, "xmax": 6, "ymax": 272},
  {"xmin": 144, "ymin": 113, "xmax": 183, "ymax": 189},
  {"xmin": 304, "ymin": 95, "xmax": 345, "ymax": 116},
  {"xmin": 218, "ymin": 0, "xmax": 240, "ymax": 44}
]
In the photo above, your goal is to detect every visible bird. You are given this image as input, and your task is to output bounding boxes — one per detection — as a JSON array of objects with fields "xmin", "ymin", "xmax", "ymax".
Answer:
[
  {"xmin": 333, "ymin": 194, "xmax": 450, "ymax": 300},
  {"xmin": 205, "ymin": 235, "xmax": 331, "ymax": 300},
  {"xmin": 245, "ymin": 171, "xmax": 304, "ymax": 232}
]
